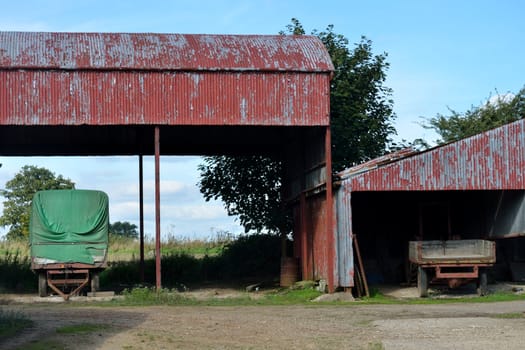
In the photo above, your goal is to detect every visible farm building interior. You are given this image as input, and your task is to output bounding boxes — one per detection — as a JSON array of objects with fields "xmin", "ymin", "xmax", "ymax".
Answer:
[{"xmin": 351, "ymin": 189, "xmax": 525, "ymax": 284}]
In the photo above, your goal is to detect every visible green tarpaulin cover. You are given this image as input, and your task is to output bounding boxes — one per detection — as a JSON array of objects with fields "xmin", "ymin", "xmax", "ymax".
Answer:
[{"xmin": 30, "ymin": 189, "xmax": 109, "ymax": 265}]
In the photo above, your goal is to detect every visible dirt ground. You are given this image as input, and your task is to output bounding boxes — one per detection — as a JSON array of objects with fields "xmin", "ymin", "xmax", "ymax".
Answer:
[{"xmin": 1, "ymin": 283, "xmax": 525, "ymax": 350}]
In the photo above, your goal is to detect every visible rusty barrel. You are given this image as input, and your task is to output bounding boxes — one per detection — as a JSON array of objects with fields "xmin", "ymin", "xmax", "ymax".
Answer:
[{"xmin": 280, "ymin": 257, "xmax": 299, "ymax": 287}]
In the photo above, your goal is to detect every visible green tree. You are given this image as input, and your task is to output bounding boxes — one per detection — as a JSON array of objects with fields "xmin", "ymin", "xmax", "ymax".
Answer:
[
  {"xmin": 198, "ymin": 156, "xmax": 288, "ymax": 234},
  {"xmin": 109, "ymin": 221, "xmax": 139, "ymax": 239},
  {"xmin": 316, "ymin": 30, "xmax": 395, "ymax": 171},
  {"xmin": 425, "ymin": 87, "xmax": 525, "ymax": 144},
  {"xmin": 198, "ymin": 19, "xmax": 396, "ymax": 234},
  {"xmin": 0, "ymin": 165, "xmax": 75, "ymax": 240}
]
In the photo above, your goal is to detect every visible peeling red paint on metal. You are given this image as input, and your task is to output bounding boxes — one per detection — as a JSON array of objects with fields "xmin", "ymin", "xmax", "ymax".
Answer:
[
  {"xmin": 0, "ymin": 70, "xmax": 330, "ymax": 126},
  {"xmin": 0, "ymin": 32, "xmax": 333, "ymax": 72},
  {"xmin": 339, "ymin": 119, "xmax": 525, "ymax": 191},
  {"xmin": 0, "ymin": 32, "xmax": 332, "ymax": 127}
]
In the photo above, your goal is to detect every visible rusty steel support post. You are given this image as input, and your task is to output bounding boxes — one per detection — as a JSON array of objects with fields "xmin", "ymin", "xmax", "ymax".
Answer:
[
  {"xmin": 139, "ymin": 154, "xmax": 145, "ymax": 283},
  {"xmin": 300, "ymin": 192, "xmax": 308, "ymax": 280},
  {"xmin": 325, "ymin": 126, "xmax": 335, "ymax": 292},
  {"xmin": 154, "ymin": 127, "xmax": 161, "ymax": 290}
]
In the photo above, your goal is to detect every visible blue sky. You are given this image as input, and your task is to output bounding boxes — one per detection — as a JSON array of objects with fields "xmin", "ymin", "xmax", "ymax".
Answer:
[{"xmin": 1, "ymin": 0, "xmax": 524, "ymax": 239}]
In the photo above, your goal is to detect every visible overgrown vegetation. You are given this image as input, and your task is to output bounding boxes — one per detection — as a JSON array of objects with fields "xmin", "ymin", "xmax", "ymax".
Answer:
[
  {"xmin": 101, "ymin": 234, "xmax": 282, "ymax": 291},
  {"xmin": 0, "ymin": 248, "xmax": 35, "ymax": 292},
  {"xmin": 114, "ymin": 285, "xmax": 324, "ymax": 306},
  {"xmin": 0, "ymin": 232, "xmax": 282, "ymax": 293}
]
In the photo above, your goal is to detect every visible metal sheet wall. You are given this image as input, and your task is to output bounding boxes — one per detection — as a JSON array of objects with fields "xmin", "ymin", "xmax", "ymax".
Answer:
[
  {"xmin": 0, "ymin": 70, "xmax": 330, "ymax": 126},
  {"xmin": 306, "ymin": 194, "xmax": 329, "ymax": 281},
  {"xmin": 335, "ymin": 185, "xmax": 354, "ymax": 287},
  {"xmin": 345, "ymin": 119, "xmax": 525, "ymax": 191}
]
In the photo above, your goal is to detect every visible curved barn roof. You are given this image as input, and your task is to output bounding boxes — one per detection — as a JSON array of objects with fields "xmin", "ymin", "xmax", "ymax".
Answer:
[
  {"xmin": 0, "ymin": 31, "xmax": 333, "ymax": 155},
  {"xmin": 0, "ymin": 32, "xmax": 333, "ymax": 72}
]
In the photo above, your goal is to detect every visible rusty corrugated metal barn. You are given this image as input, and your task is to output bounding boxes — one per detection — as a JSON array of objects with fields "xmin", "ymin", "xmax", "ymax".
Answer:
[
  {"xmin": 336, "ymin": 119, "xmax": 525, "ymax": 287},
  {"xmin": 0, "ymin": 31, "xmax": 342, "ymax": 290}
]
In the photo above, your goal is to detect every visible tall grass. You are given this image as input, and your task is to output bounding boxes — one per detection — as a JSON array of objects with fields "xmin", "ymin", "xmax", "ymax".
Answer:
[
  {"xmin": 0, "ymin": 232, "xmax": 282, "ymax": 293},
  {"xmin": 109, "ymin": 230, "xmax": 236, "ymax": 261},
  {"xmin": 0, "ymin": 247, "xmax": 36, "ymax": 293},
  {"xmin": 101, "ymin": 234, "xmax": 282, "ymax": 291}
]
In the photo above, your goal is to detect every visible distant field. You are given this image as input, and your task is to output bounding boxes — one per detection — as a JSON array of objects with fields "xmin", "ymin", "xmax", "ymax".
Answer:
[{"xmin": 0, "ymin": 232, "xmax": 235, "ymax": 262}]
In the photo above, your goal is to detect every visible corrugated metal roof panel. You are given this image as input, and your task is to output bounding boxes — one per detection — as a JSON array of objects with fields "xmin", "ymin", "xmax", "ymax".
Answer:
[
  {"xmin": 340, "ymin": 119, "xmax": 525, "ymax": 191},
  {"xmin": 0, "ymin": 70, "xmax": 330, "ymax": 126},
  {"xmin": 0, "ymin": 32, "xmax": 334, "ymax": 72}
]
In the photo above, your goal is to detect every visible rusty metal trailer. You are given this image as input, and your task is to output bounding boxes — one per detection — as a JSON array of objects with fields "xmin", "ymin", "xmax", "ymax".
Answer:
[
  {"xmin": 409, "ymin": 240, "xmax": 496, "ymax": 297},
  {"xmin": 32, "ymin": 261, "xmax": 106, "ymax": 301}
]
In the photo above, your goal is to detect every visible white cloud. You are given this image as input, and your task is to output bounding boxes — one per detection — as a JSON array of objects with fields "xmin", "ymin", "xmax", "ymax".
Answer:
[
  {"xmin": 487, "ymin": 93, "xmax": 515, "ymax": 107},
  {"xmin": 143, "ymin": 180, "xmax": 185, "ymax": 196},
  {"xmin": 161, "ymin": 203, "xmax": 228, "ymax": 220}
]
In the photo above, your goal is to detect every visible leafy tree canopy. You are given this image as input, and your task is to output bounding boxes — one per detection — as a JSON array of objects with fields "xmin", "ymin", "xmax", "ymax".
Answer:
[
  {"xmin": 109, "ymin": 221, "xmax": 139, "ymax": 239},
  {"xmin": 198, "ymin": 19, "xmax": 396, "ymax": 234},
  {"xmin": 425, "ymin": 86, "xmax": 525, "ymax": 144},
  {"xmin": 198, "ymin": 155, "xmax": 289, "ymax": 234},
  {"xmin": 0, "ymin": 165, "xmax": 75, "ymax": 240}
]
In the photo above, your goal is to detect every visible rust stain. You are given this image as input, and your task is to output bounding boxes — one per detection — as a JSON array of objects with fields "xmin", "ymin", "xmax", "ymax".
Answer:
[
  {"xmin": 0, "ymin": 32, "xmax": 333, "ymax": 72},
  {"xmin": 0, "ymin": 32, "xmax": 333, "ymax": 127},
  {"xmin": 339, "ymin": 118, "xmax": 525, "ymax": 192}
]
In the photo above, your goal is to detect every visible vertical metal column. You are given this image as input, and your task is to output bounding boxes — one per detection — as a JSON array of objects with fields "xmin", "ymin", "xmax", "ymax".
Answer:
[
  {"xmin": 300, "ymin": 192, "xmax": 308, "ymax": 280},
  {"xmin": 139, "ymin": 154, "xmax": 145, "ymax": 283},
  {"xmin": 154, "ymin": 127, "xmax": 161, "ymax": 289},
  {"xmin": 325, "ymin": 126, "xmax": 335, "ymax": 292}
]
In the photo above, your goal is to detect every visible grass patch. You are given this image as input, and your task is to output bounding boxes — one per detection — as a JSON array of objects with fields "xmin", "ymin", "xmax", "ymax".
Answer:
[
  {"xmin": 112, "ymin": 285, "xmax": 324, "ymax": 306},
  {"xmin": 350, "ymin": 288, "xmax": 525, "ymax": 305},
  {"xmin": 263, "ymin": 288, "xmax": 323, "ymax": 304},
  {"xmin": 115, "ymin": 286, "xmax": 262, "ymax": 306},
  {"xmin": 56, "ymin": 323, "xmax": 109, "ymax": 334},
  {"xmin": 118, "ymin": 287, "xmax": 190, "ymax": 305},
  {"xmin": 102, "ymin": 282, "xmax": 525, "ymax": 307},
  {"xmin": 0, "ymin": 309, "xmax": 33, "ymax": 339}
]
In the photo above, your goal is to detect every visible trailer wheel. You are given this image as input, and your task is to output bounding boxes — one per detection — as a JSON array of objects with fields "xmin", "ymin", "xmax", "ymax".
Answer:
[
  {"xmin": 38, "ymin": 272, "xmax": 47, "ymax": 297},
  {"xmin": 417, "ymin": 266, "xmax": 429, "ymax": 297},
  {"xmin": 477, "ymin": 269, "xmax": 488, "ymax": 296},
  {"xmin": 91, "ymin": 272, "xmax": 100, "ymax": 293}
]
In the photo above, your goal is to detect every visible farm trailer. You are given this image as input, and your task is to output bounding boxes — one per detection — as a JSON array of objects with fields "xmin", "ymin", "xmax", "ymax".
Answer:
[
  {"xmin": 409, "ymin": 239, "xmax": 496, "ymax": 297},
  {"xmin": 29, "ymin": 189, "xmax": 109, "ymax": 300}
]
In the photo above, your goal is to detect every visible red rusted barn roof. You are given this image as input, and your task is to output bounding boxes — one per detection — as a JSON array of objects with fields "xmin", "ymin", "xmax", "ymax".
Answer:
[
  {"xmin": 0, "ymin": 32, "xmax": 333, "ymax": 72},
  {"xmin": 0, "ymin": 31, "xmax": 333, "ymax": 155},
  {"xmin": 339, "ymin": 119, "xmax": 525, "ymax": 191},
  {"xmin": 0, "ymin": 31, "xmax": 333, "ymax": 128}
]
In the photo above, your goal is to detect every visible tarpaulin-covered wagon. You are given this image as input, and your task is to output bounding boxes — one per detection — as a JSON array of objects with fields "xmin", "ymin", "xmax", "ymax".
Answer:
[{"xmin": 30, "ymin": 189, "xmax": 109, "ymax": 300}]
